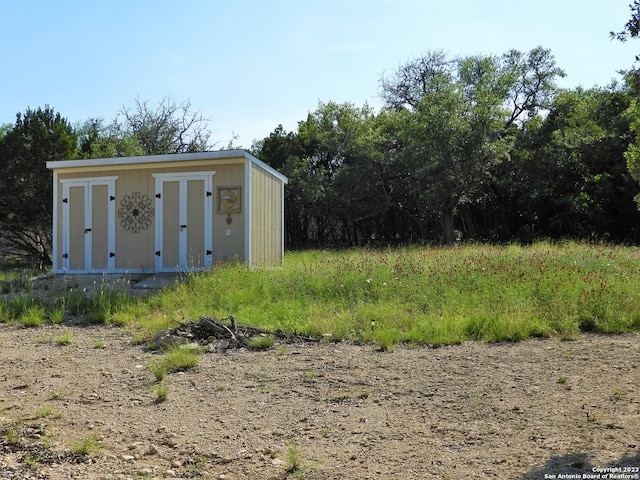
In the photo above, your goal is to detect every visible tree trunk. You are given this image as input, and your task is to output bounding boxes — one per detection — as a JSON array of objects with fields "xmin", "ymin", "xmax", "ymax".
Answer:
[{"xmin": 441, "ymin": 212, "xmax": 456, "ymax": 244}]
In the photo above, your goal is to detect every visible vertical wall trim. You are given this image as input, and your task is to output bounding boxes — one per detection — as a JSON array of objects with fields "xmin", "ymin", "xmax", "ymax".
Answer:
[
  {"xmin": 107, "ymin": 181, "xmax": 117, "ymax": 271},
  {"xmin": 281, "ymin": 179, "xmax": 286, "ymax": 266},
  {"xmin": 51, "ymin": 171, "xmax": 59, "ymax": 271},
  {"xmin": 244, "ymin": 161, "xmax": 252, "ymax": 265},
  {"xmin": 153, "ymin": 175, "xmax": 163, "ymax": 272}
]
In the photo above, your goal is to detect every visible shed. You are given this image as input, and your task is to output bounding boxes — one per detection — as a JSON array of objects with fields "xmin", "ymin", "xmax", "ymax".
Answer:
[{"xmin": 46, "ymin": 150, "xmax": 287, "ymax": 274}]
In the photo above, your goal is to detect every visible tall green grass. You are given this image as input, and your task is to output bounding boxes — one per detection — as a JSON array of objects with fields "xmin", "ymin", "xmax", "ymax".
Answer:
[
  {"xmin": 118, "ymin": 242, "xmax": 640, "ymax": 346},
  {"xmin": 0, "ymin": 276, "xmax": 131, "ymax": 326},
  {"xmin": 3, "ymin": 242, "xmax": 640, "ymax": 346}
]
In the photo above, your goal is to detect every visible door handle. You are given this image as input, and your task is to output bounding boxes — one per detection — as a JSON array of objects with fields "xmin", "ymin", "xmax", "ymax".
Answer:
[
  {"xmin": 179, "ymin": 224, "xmax": 187, "ymax": 231},
  {"xmin": 84, "ymin": 228, "xmax": 92, "ymax": 233}
]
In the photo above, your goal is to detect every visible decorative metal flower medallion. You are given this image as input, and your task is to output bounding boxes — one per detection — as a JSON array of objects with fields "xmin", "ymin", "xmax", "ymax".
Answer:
[{"xmin": 118, "ymin": 192, "xmax": 154, "ymax": 233}]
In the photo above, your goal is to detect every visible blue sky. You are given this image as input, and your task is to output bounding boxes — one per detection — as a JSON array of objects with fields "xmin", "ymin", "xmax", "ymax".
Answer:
[{"xmin": 0, "ymin": 0, "xmax": 637, "ymax": 149}]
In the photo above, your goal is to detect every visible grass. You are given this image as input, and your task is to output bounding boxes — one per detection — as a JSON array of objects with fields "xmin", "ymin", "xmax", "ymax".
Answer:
[
  {"xmin": 22, "ymin": 454, "xmax": 39, "ymax": 470},
  {"xmin": 114, "ymin": 242, "xmax": 640, "ymax": 347},
  {"xmin": 35, "ymin": 406, "xmax": 64, "ymax": 419},
  {"xmin": 19, "ymin": 305, "xmax": 46, "ymax": 327},
  {"xmin": 0, "ymin": 271, "xmax": 34, "ymax": 294},
  {"xmin": 71, "ymin": 433, "xmax": 104, "ymax": 456},
  {"xmin": 3, "ymin": 242, "xmax": 640, "ymax": 349},
  {"xmin": 61, "ymin": 278, "xmax": 131, "ymax": 323},
  {"xmin": 148, "ymin": 360, "xmax": 167, "ymax": 382},
  {"xmin": 245, "ymin": 334, "xmax": 276, "ymax": 350},
  {"xmin": 55, "ymin": 332, "xmax": 73, "ymax": 345},
  {"xmin": 162, "ymin": 345, "xmax": 201, "ymax": 371},
  {"xmin": 284, "ymin": 442, "xmax": 303, "ymax": 473},
  {"xmin": 147, "ymin": 344, "xmax": 201, "ymax": 383},
  {"xmin": 152, "ymin": 382, "xmax": 169, "ymax": 403}
]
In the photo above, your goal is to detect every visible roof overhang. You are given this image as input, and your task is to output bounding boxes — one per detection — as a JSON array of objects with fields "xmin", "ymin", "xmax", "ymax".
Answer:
[{"xmin": 46, "ymin": 149, "xmax": 288, "ymax": 184}]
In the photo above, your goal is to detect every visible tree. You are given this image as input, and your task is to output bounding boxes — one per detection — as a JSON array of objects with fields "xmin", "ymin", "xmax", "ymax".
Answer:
[
  {"xmin": 0, "ymin": 123, "xmax": 11, "ymax": 139},
  {"xmin": 380, "ymin": 48, "xmax": 564, "ymax": 243},
  {"xmin": 501, "ymin": 84, "xmax": 640, "ymax": 241},
  {"xmin": 77, "ymin": 118, "xmax": 144, "ymax": 158},
  {"xmin": 611, "ymin": 0, "xmax": 640, "ymax": 59},
  {"xmin": 623, "ymin": 75, "xmax": 640, "ymax": 208},
  {"xmin": 612, "ymin": 3, "xmax": 640, "ymax": 209},
  {"xmin": 254, "ymin": 103, "xmax": 392, "ymax": 248},
  {"xmin": 0, "ymin": 107, "xmax": 78, "ymax": 265},
  {"xmin": 117, "ymin": 96, "xmax": 212, "ymax": 155},
  {"xmin": 252, "ymin": 125, "xmax": 311, "ymax": 248}
]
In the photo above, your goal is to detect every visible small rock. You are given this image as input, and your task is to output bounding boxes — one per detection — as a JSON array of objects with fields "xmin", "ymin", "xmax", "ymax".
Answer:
[
  {"xmin": 121, "ymin": 454, "xmax": 136, "ymax": 461},
  {"xmin": 263, "ymin": 446, "xmax": 280, "ymax": 458},
  {"xmin": 208, "ymin": 339, "xmax": 230, "ymax": 353},
  {"xmin": 145, "ymin": 443, "xmax": 159, "ymax": 455},
  {"xmin": 149, "ymin": 331, "xmax": 188, "ymax": 351}
]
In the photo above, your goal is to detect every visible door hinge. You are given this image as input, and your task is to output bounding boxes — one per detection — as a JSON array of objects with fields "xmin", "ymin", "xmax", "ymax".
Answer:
[
  {"xmin": 155, "ymin": 250, "xmax": 161, "ymax": 256},
  {"xmin": 62, "ymin": 253, "xmax": 68, "ymax": 259},
  {"xmin": 62, "ymin": 198, "xmax": 68, "ymax": 203},
  {"xmin": 109, "ymin": 252, "xmax": 116, "ymax": 258},
  {"xmin": 155, "ymin": 193, "xmax": 161, "ymax": 199},
  {"xmin": 206, "ymin": 250, "xmax": 212, "ymax": 255},
  {"xmin": 110, "ymin": 196, "xmax": 115, "ymax": 201},
  {"xmin": 206, "ymin": 191, "xmax": 212, "ymax": 197}
]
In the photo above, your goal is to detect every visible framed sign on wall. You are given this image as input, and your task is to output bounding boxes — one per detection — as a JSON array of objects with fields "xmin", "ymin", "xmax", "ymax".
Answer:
[{"xmin": 217, "ymin": 186, "xmax": 241, "ymax": 214}]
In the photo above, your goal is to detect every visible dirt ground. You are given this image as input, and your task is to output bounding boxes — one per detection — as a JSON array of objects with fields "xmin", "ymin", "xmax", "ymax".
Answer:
[{"xmin": 0, "ymin": 278, "xmax": 639, "ymax": 479}]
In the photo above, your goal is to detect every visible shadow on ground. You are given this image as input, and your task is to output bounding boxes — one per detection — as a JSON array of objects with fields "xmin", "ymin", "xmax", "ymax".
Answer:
[{"xmin": 522, "ymin": 451, "xmax": 640, "ymax": 479}]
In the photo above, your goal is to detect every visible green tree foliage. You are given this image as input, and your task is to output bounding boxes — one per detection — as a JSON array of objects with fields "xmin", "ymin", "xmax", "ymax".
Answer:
[
  {"xmin": 612, "ymin": 2, "xmax": 640, "ymax": 209},
  {"xmin": 500, "ymin": 83, "xmax": 640, "ymax": 241},
  {"xmin": 0, "ymin": 123, "xmax": 11, "ymax": 139},
  {"xmin": 255, "ymin": 103, "xmax": 385, "ymax": 247},
  {"xmin": 380, "ymin": 47, "xmax": 564, "ymax": 243},
  {"xmin": 76, "ymin": 118, "xmax": 144, "ymax": 158},
  {"xmin": 255, "ymin": 48, "xmax": 638, "ymax": 247},
  {"xmin": 623, "ymin": 74, "xmax": 640, "ymax": 208},
  {"xmin": 0, "ymin": 107, "xmax": 78, "ymax": 265}
]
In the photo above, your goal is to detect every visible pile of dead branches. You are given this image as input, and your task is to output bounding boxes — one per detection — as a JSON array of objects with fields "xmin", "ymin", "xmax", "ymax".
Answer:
[{"xmin": 148, "ymin": 315, "xmax": 318, "ymax": 352}]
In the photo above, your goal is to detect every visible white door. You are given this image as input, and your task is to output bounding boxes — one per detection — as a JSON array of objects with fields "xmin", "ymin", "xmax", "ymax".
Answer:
[
  {"xmin": 153, "ymin": 173, "xmax": 214, "ymax": 272},
  {"xmin": 60, "ymin": 177, "xmax": 117, "ymax": 273}
]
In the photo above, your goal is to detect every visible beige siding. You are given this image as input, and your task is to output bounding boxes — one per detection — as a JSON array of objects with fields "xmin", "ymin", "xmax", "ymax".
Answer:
[
  {"xmin": 213, "ymin": 163, "xmax": 245, "ymax": 262},
  {"xmin": 251, "ymin": 164, "xmax": 283, "ymax": 266},
  {"xmin": 115, "ymin": 168, "xmax": 155, "ymax": 271},
  {"xmin": 51, "ymin": 153, "xmax": 285, "ymax": 272}
]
